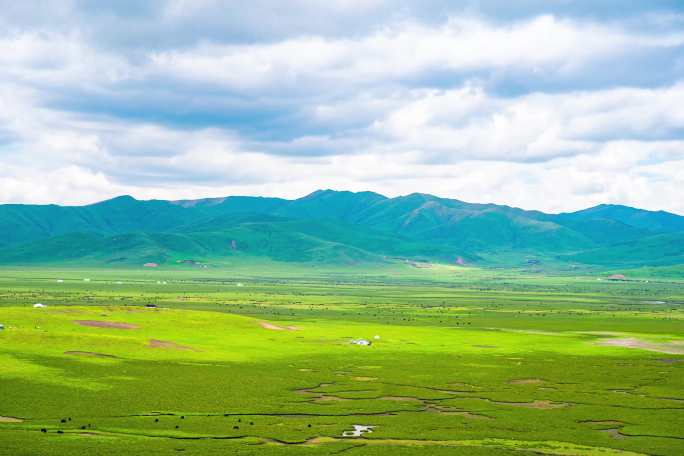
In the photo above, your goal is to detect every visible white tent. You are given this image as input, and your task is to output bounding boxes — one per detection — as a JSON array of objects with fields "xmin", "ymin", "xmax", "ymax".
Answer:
[{"xmin": 351, "ymin": 339, "xmax": 372, "ymax": 346}]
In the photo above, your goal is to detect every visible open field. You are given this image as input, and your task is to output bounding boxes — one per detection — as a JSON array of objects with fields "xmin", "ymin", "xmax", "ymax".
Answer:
[{"xmin": 0, "ymin": 264, "xmax": 683, "ymax": 455}]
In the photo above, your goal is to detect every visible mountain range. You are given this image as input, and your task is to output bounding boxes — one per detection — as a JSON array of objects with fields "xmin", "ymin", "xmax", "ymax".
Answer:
[{"xmin": 1, "ymin": 190, "xmax": 683, "ymax": 268}]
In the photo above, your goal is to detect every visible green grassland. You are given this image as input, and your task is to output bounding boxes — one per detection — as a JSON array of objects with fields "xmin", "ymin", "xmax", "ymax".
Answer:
[{"xmin": 0, "ymin": 263, "xmax": 683, "ymax": 455}]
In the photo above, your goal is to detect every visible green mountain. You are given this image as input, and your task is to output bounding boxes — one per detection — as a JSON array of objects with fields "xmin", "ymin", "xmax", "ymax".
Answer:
[
  {"xmin": 561, "ymin": 204, "xmax": 684, "ymax": 233},
  {"xmin": 346, "ymin": 193, "xmax": 591, "ymax": 251},
  {"xmin": 273, "ymin": 189, "xmax": 387, "ymax": 222},
  {"xmin": 560, "ymin": 233, "xmax": 684, "ymax": 267},
  {"xmin": 0, "ymin": 190, "xmax": 682, "ymax": 267}
]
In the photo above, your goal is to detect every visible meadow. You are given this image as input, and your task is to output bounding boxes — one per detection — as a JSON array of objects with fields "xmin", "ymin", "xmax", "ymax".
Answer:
[{"xmin": 0, "ymin": 263, "xmax": 682, "ymax": 455}]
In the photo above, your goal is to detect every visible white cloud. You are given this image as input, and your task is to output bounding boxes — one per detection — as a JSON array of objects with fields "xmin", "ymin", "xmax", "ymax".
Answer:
[
  {"xmin": 368, "ymin": 82, "xmax": 684, "ymax": 163},
  {"xmin": 146, "ymin": 16, "xmax": 684, "ymax": 90},
  {"xmin": 2, "ymin": 72, "xmax": 684, "ymax": 212},
  {"xmin": 0, "ymin": 32, "xmax": 131, "ymax": 88},
  {"xmin": 0, "ymin": 164, "xmax": 121, "ymax": 205},
  {"xmin": 0, "ymin": 5, "xmax": 683, "ymax": 215}
]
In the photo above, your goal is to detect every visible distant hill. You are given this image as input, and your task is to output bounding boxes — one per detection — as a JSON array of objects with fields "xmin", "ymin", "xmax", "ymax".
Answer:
[
  {"xmin": 560, "ymin": 204, "xmax": 684, "ymax": 233},
  {"xmin": 0, "ymin": 190, "xmax": 682, "ymax": 268},
  {"xmin": 559, "ymin": 232, "xmax": 684, "ymax": 267}
]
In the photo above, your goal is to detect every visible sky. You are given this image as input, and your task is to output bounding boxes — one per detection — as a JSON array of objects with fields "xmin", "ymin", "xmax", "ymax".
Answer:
[{"xmin": 1, "ymin": 1, "xmax": 683, "ymax": 214}]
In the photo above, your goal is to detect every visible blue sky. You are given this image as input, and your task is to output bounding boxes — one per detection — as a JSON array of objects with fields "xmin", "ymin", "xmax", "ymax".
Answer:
[{"xmin": 1, "ymin": 1, "xmax": 683, "ymax": 213}]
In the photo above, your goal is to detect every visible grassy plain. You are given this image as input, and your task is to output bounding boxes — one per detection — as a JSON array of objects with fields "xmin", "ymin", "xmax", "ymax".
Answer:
[{"xmin": 0, "ymin": 263, "xmax": 683, "ymax": 455}]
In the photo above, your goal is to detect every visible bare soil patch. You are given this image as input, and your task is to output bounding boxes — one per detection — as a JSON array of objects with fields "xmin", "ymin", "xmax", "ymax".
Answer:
[
  {"xmin": 456, "ymin": 411, "xmax": 492, "ymax": 420},
  {"xmin": 581, "ymin": 420, "xmax": 628, "ymax": 440},
  {"xmin": 259, "ymin": 321, "xmax": 298, "ymax": 331},
  {"xmin": 313, "ymin": 395, "xmax": 349, "ymax": 403},
  {"xmin": 380, "ymin": 396, "xmax": 423, "ymax": 403},
  {"xmin": 597, "ymin": 337, "xmax": 684, "ymax": 355},
  {"xmin": 64, "ymin": 351, "xmax": 118, "ymax": 358},
  {"xmin": 260, "ymin": 322, "xmax": 284, "ymax": 330},
  {"xmin": 0, "ymin": 416, "xmax": 23, "ymax": 423},
  {"xmin": 424, "ymin": 404, "xmax": 458, "ymax": 414},
  {"xmin": 424, "ymin": 404, "xmax": 490, "ymax": 418},
  {"xmin": 657, "ymin": 358, "xmax": 683, "ymax": 364},
  {"xmin": 493, "ymin": 399, "xmax": 569, "ymax": 409},
  {"xmin": 74, "ymin": 320, "xmax": 138, "ymax": 330},
  {"xmin": 601, "ymin": 428, "xmax": 626, "ymax": 440},
  {"xmin": 148, "ymin": 339, "xmax": 197, "ymax": 351},
  {"xmin": 509, "ymin": 378, "xmax": 545, "ymax": 385}
]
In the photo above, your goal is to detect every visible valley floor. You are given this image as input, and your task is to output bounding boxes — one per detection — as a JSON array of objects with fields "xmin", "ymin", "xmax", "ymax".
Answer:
[{"xmin": 0, "ymin": 265, "xmax": 682, "ymax": 455}]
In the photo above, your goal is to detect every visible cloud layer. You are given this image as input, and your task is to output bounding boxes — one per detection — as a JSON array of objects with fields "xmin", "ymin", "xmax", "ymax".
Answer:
[{"xmin": 1, "ymin": 1, "xmax": 683, "ymax": 213}]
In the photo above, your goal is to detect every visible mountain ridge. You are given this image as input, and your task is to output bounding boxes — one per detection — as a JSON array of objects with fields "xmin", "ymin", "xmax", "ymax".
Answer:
[{"xmin": 1, "ymin": 190, "xmax": 682, "ymax": 268}]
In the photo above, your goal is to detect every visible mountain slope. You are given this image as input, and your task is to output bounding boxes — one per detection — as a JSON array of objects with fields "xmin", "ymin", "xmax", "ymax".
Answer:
[
  {"xmin": 0, "ymin": 190, "xmax": 682, "ymax": 267},
  {"xmin": 560, "ymin": 204, "xmax": 684, "ymax": 233},
  {"xmin": 559, "ymin": 232, "xmax": 684, "ymax": 267},
  {"xmin": 0, "ymin": 215, "xmax": 466, "ymax": 265},
  {"xmin": 344, "ymin": 193, "xmax": 593, "ymax": 251},
  {"xmin": 0, "ymin": 196, "xmax": 191, "ymax": 246},
  {"xmin": 273, "ymin": 189, "xmax": 387, "ymax": 222}
]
